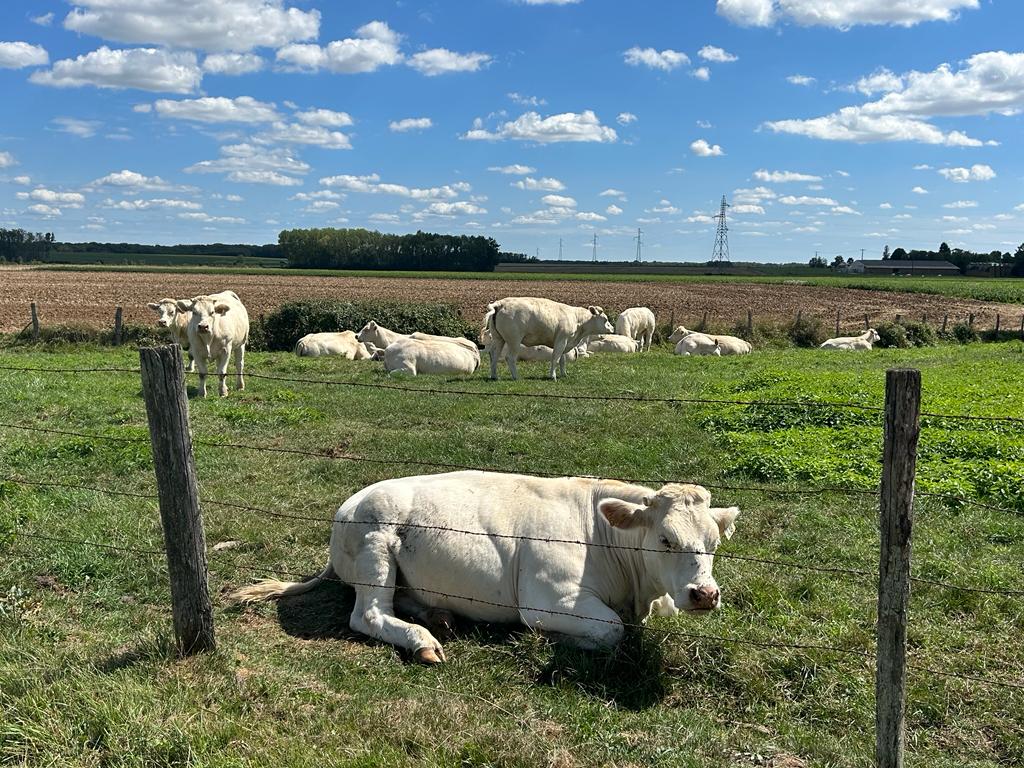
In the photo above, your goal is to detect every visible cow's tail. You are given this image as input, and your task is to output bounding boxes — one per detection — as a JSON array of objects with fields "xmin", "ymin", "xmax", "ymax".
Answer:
[
  {"xmin": 484, "ymin": 301, "xmax": 506, "ymax": 345},
  {"xmin": 228, "ymin": 563, "xmax": 333, "ymax": 603}
]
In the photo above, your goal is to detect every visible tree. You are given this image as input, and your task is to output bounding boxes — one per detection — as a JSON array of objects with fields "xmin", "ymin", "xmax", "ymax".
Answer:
[
  {"xmin": 938, "ymin": 242, "xmax": 952, "ymax": 261},
  {"xmin": 808, "ymin": 255, "xmax": 827, "ymax": 268},
  {"xmin": 882, "ymin": 244, "xmax": 890, "ymax": 260},
  {"xmin": 891, "ymin": 247, "xmax": 907, "ymax": 260},
  {"xmin": 831, "ymin": 255, "xmax": 846, "ymax": 268}
]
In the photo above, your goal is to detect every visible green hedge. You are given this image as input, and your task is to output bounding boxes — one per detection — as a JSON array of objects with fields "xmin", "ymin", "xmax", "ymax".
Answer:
[{"xmin": 254, "ymin": 299, "xmax": 473, "ymax": 352}]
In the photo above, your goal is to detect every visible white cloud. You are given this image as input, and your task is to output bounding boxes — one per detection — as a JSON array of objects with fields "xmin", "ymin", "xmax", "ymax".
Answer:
[
  {"xmin": 227, "ymin": 170, "xmax": 301, "ymax": 185},
  {"xmin": 943, "ymin": 200, "xmax": 978, "ymax": 208},
  {"xmin": 913, "ymin": 164, "xmax": 933, "ymax": 170},
  {"xmin": 420, "ymin": 201, "xmax": 487, "ymax": 216},
  {"xmin": 851, "ymin": 68, "xmax": 904, "ymax": 95},
  {"xmin": 276, "ymin": 21, "xmax": 402, "ymax": 74},
  {"xmin": 698, "ymin": 45, "xmax": 738, "ymax": 63},
  {"xmin": 733, "ymin": 187, "xmax": 777, "ymax": 205},
  {"xmin": 389, "ymin": 117, "xmax": 433, "ymax": 132},
  {"xmin": 27, "ymin": 203, "xmax": 61, "ymax": 217},
  {"xmin": 686, "ymin": 213, "xmax": 714, "ymax": 223},
  {"xmin": 18, "ymin": 188, "xmax": 85, "ymax": 206},
  {"xmin": 407, "ymin": 49, "xmax": 491, "ymax": 76},
  {"xmin": 321, "ymin": 173, "xmax": 470, "ymax": 201},
  {"xmin": 62, "ymin": 0, "xmax": 319, "ymax": 52},
  {"xmin": 623, "ymin": 47, "xmax": 689, "ymax": 71},
  {"xmin": 912, "ymin": 186, "xmax": 929, "ymax": 194},
  {"xmin": 753, "ymin": 169, "xmax": 822, "ymax": 183},
  {"xmin": 937, "ymin": 164, "xmax": 996, "ymax": 182},
  {"xmin": 880, "ymin": 202, "xmax": 893, "ymax": 209},
  {"xmin": 369, "ymin": 212, "xmax": 401, "ymax": 223},
  {"xmin": 254, "ymin": 121, "xmax": 351, "ymax": 149},
  {"xmin": 302, "ymin": 200, "xmax": 339, "ymax": 211},
  {"xmin": 290, "ymin": 190, "xmax": 343, "ymax": 201},
  {"xmin": 831, "ymin": 205, "xmax": 861, "ymax": 215},
  {"xmin": 89, "ymin": 169, "xmax": 184, "ymax": 191},
  {"xmin": 690, "ymin": 138, "xmax": 724, "ymax": 156},
  {"xmin": 716, "ymin": 0, "xmax": 979, "ymax": 29},
  {"xmin": 732, "ymin": 204, "xmax": 766, "ymax": 214},
  {"xmin": 463, "ymin": 110, "xmax": 617, "ymax": 143},
  {"xmin": 30, "ymin": 47, "xmax": 201, "ymax": 93},
  {"xmin": 606, "ymin": 204, "xmax": 623, "ymax": 215},
  {"xmin": 153, "ymin": 95, "xmax": 280, "ymax": 123},
  {"xmin": 764, "ymin": 108, "xmax": 985, "ymax": 146},
  {"xmin": 787, "ymin": 74, "xmax": 816, "ymax": 86},
  {"xmin": 31, "ymin": 12, "xmax": 54, "ymax": 26},
  {"xmin": 599, "ymin": 188, "xmax": 626, "ymax": 198},
  {"xmin": 0, "ymin": 151, "xmax": 15, "ymax": 168},
  {"xmin": 202, "ymin": 53, "xmax": 264, "ymax": 75},
  {"xmin": 691, "ymin": 66, "xmax": 711, "ymax": 81},
  {"xmin": 575, "ymin": 211, "xmax": 606, "ymax": 222},
  {"xmin": 295, "ymin": 108, "xmax": 353, "ymax": 127},
  {"xmin": 778, "ymin": 195, "xmax": 838, "ymax": 205},
  {"xmin": 178, "ymin": 212, "xmax": 245, "ymax": 223},
  {"xmin": 186, "ymin": 143, "xmax": 309, "ymax": 184},
  {"xmin": 541, "ymin": 194, "xmax": 577, "ymax": 208},
  {"xmin": 835, "ymin": 170, "xmax": 850, "ymax": 177},
  {"xmin": 12, "ymin": 175, "xmax": 31, "ymax": 185},
  {"xmin": 0, "ymin": 42, "xmax": 49, "ymax": 69},
  {"xmin": 51, "ymin": 117, "xmax": 101, "ymax": 138},
  {"xmin": 488, "ymin": 164, "xmax": 536, "ymax": 175},
  {"xmin": 511, "ymin": 176, "xmax": 565, "ymax": 191},
  {"xmin": 104, "ymin": 197, "xmax": 201, "ymax": 211},
  {"xmin": 616, "ymin": 112, "xmax": 638, "ymax": 125},
  {"xmin": 648, "ymin": 199, "xmax": 679, "ymax": 214},
  {"xmin": 508, "ymin": 92, "xmax": 546, "ymax": 106}
]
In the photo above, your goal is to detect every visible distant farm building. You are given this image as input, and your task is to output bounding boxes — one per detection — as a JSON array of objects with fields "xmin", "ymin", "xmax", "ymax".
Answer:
[{"xmin": 847, "ymin": 259, "xmax": 960, "ymax": 276}]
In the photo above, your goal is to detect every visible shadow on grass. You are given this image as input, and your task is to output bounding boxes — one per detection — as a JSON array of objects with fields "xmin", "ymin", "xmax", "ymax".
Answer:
[{"xmin": 97, "ymin": 632, "xmax": 175, "ymax": 673}]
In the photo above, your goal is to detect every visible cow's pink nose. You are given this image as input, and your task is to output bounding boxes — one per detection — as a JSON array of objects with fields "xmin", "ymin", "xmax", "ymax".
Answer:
[
  {"xmin": 198, "ymin": 324, "xmax": 210, "ymax": 332},
  {"xmin": 689, "ymin": 585, "xmax": 720, "ymax": 610}
]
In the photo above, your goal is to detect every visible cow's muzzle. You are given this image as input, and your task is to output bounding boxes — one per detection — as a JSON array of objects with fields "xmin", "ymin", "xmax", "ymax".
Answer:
[{"xmin": 686, "ymin": 585, "xmax": 720, "ymax": 612}]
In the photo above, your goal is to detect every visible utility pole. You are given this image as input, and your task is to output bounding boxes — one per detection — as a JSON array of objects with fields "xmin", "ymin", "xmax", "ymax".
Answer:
[
  {"xmin": 592, "ymin": 233, "xmax": 598, "ymax": 263},
  {"xmin": 558, "ymin": 237, "xmax": 563, "ymax": 262},
  {"xmin": 861, "ymin": 248, "xmax": 866, "ymax": 263},
  {"xmin": 711, "ymin": 195, "xmax": 730, "ymax": 263},
  {"xmin": 535, "ymin": 247, "xmax": 540, "ymax": 261},
  {"xmin": 634, "ymin": 227, "xmax": 643, "ymax": 263}
]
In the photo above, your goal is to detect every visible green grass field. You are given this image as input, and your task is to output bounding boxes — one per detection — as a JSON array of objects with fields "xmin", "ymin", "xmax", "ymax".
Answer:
[
  {"xmin": 2, "ymin": 343, "xmax": 1023, "ymax": 766},
  {"xmin": 34, "ymin": 262, "xmax": 1024, "ymax": 303}
]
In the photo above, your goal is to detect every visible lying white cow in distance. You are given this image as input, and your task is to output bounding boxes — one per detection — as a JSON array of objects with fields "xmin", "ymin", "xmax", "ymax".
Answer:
[
  {"xmin": 486, "ymin": 297, "xmax": 614, "ymax": 380},
  {"xmin": 383, "ymin": 336, "xmax": 480, "ymax": 376},
  {"xmin": 356, "ymin": 321, "xmax": 476, "ymax": 353},
  {"xmin": 176, "ymin": 290, "xmax": 248, "ymax": 398},
  {"xmin": 820, "ymin": 328, "xmax": 881, "ymax": 350},
  {"xmin": 294, "ymin": 331, "xmax": 375, "ymax": 359},
  {"xmin": 579, "ymin": 334, "xmax": 640, "ymax": 355},
  {"xmin": 615, "ymin": 307, "xmax": 656, "ymax": 352},
  {"xmin": 674, "ymin": 334, "xmax": 721, "ymax": 356},
  {"xmin": 231, "ymin": 470, "xmax": 740, "ymax": 663},
  {"xmin": 669, "ymin": 325, "xmax": 751, "ymax": 355},
  {"xmin": 147, "ymin": 298, "xmax": 195, "ymax": 371}
]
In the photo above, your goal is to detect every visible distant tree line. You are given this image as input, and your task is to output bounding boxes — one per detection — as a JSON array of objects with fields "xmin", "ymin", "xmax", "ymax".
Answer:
[
  {"xmin": 52, "ymin": 241, "xmax": 282, "ymax": 258},
  {"xmin": 278, "ymin": 228, "xmax": 505, "ymax": 271},
  {"xmin": 810, "ymin": 241, "xmax": 1024, "ymax": 276},
  {"xmin": 0, "ymin": 229, "xmax": 55, "ymax": 262}
]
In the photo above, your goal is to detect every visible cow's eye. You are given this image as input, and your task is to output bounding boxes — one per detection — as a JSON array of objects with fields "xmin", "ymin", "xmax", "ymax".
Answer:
[{"xmin": 659, "ymin": 536, "xmax": 672, "ymax": 550}]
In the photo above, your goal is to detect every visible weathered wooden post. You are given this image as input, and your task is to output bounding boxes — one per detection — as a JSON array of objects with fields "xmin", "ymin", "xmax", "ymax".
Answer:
[
  {"xmin": 968, "ymin": 313, "xmax": 975, "ymax": 331},
  {"xmin": 796, "ymin": 309, "xmax": 803, "ymax": 325},
  {"xmin": 30, "ymin": 302, "xmax": 39, "ymax": 340},
  {"xmin": 876, "ymin": 368, "xmax": 921, "ymax": 768},
  {"xmin": 113, "ymin": 306, "xmax": 123, "ymax": 346},
  {"xmin": 835, "ymin": 308, "xmax": 840, "ymax": 337},
  {"xmin": 921, "ymin": 313, "xmax": 927, "ymax": 326},
  {"xmin": 701, "ymin": 310, "xmax": 708, "ymax": 330},
  {"xmin": 995, "ymin": 313, "xmax": 1001, "ymax": 335},
  {"xmin": 942, "ymin": 314, "xmax": 949, "ymax": 333},
  {"xmin": 139, "ymin": 344, "xmax": 216, "ymax": 656},
  {"xmin": 669, "ymin": 309, "xmax": 675, "ymax": 333},
  {"xmin": 865, "ymin": 313, "xmax": 870, "ymax": 330},
  {"xmin": 746, "ymin": 309, "xmax": 753, "ymax": 335},
  {"xmin": 895, "ymin": 314, "xmax": 902, "ymax": 325}
]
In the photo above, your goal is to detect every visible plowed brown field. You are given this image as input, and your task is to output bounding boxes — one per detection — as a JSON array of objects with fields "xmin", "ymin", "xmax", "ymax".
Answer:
[{"xmin": 1, "ymin": 268, "xmax": 1019, "ymax": 334}]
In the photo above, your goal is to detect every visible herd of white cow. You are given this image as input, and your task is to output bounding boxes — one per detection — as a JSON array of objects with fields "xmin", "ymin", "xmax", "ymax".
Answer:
[
  {"xmin": 143, "ymin": 290, "xmax": 880, "ymax": 662},
  {"xmin": 148, "ymin": 290, "xmax": 883, "ymax": 396}
]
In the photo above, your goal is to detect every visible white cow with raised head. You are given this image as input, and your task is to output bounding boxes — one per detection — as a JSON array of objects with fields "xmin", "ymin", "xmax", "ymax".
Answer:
[
  {"xmin": 176, "ymin": 290, "xmax": 249, "ymax": 398},
  {"xmin": 147, "ymin": 298, "xmax": 195, "ymax": 371},
  {"xmin": 356, "ymin": 321, "xmax": 476, "ymax": 352},
  {"xmin": 294, "ymin": 331, "xmax": 375, "ymax": 359},
  {"xmin": 382, "ymin": 336, "xmax": 480, "ymax": 376},
  {"xmin": 230, "ymin": 470, "xmax": 740, "ymax": 664},
  {"xmin": 485, "ymin": 297, "xmax": 614, "ymax": 380},
  {"xmin": 615, "ymin": 307, "xmax": 656, "ymax": 352},
  {"xmin": 820, "ymin": 328, "xmax": 881, "ymax": 350}
]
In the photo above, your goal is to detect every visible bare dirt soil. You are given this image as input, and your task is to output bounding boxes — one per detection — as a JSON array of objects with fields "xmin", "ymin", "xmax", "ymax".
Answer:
[{"xmin": 1, "ymin": 268, "xmax": 1020, "ymax": 334}]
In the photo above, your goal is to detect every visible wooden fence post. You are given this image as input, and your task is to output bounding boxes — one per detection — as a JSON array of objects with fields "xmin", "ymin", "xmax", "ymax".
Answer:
[
  {"xmin": 876, "ymin": 368, "xmax": 921, "ymax": 768},
  {"xmin": 701, "ymin": 310, "xmax": 708, "ymax": 330},
  {"xmin": 835, "ymin": 308, "xmax": 840, "ymax": 337},
  {"xmin": 746, "ymin": 309, "xmax": 753, "ymax": 335},
  {"xmin": 942, "ymin": 314, "xmax": 948, "ymax": 333},
  {"xmin": 796, "ymin": 309, "xmax": 802, "ymax": 325},
  {"xmin": 895, "ymin": 314, "xmax": 902, "ymax": 326},
  {"xmin": 139, "ymin": 344, "xmax": 216, "ymax": 656},
  {"xmin": 113, "ymin": 306, "xmax": 123, "ymax": 346},
  {"xmin": 669, "ymin": 309, "xmax": 675, "ymax": 333},
  {"xmin": 30, "ymin": 302, "xmax": 39, "ymax": 340},
  {"xmin": 865, "ymin": 313, "xmax": 870, "ymax": 330},
  {"xmin": 1020, "ymin": 315, "xmax": 1024, "ymax": 340},
  {"xmin": 968, "ymin": 313, "xmax": 975, "ymax": 331},
  {"xmin": 995, "ymin": 313, "xmax": 1001, "ymax": 334}
]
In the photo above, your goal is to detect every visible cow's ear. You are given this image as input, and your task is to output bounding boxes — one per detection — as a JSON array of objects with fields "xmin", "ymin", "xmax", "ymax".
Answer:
[
  {"xmin": 588, "ymin": 305, "xmax": 600, "ymax": 315},
  {"xmin": 214, "ymin": 303, "xmax": 231, "ymax": 315},
  {"xmin": 367, "ymin": 320, "xmax": 377, "ymax": 329},
  {"xmin": 147, "ymin": 303, "xmax": 160, "ymax": 312},
  {"xmin": 710, "ymin": 506, "xmax": 740, "ymax": 540},
  {"xmin": 599, "ymin": 498, "xmax": 649, "ymax": 529},
  {"xmin": 176, "ymin": 300, "xmax": 194, "ymax": 313}
]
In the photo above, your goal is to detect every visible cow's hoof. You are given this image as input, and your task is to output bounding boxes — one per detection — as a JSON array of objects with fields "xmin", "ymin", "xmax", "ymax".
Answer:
[{"xmin": 414, "ymin": 646, "xmax": 445, "ymax": 665}]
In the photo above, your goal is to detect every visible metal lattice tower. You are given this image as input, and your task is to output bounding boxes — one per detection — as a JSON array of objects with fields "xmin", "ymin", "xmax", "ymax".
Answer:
[
  {"xmin": 634, "ymin": 227, "xmax": 643, "ymax": 263},
  {"xmin": 711, "ymin": 195, "xmax": 730, "ymax": 263},
  {"xmin": 592, "ymin": 233, "xmax": 598, "ymax": 262}
]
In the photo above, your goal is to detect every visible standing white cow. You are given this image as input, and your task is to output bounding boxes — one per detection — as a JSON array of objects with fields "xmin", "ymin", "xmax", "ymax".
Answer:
[
  {"xmin": 146, "ymin": 298, "xmax": 195, "ymax": 371},
  {"xmin": 382, "ymin": 336, "xmax": 480, "ymax": 376},
  {"xmin": 615, "ymin": 307, "xmax": 656, "ymax": 352},
  {"xmin": 176, "ymin": 290, "xmax": 249, "ymax": 398},
  {"xmin": 294, "ymin": 331, "xmax": 375, "ymax": 359},
  {"xmin": 230, "ymin": 471, "xmax": 740, "ymax": 663},
  {"xmin": 820, "ymin": 329, "xmax": 881, "ymax": 350},
  {"xmin": 486, "ymin": 297, "xmax": 614, "ymax": 380}
]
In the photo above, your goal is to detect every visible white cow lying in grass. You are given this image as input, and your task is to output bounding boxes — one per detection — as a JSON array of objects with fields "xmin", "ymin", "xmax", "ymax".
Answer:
[
  {"xmin": 230, "ymin": 470, "xmax": 740, "ymax": 663},
  {"xmin": 176, "ymin": 290, "xmax": 248, "ymax": 398},
  {"xmin": 147, "ymin": 298, "xmax": 195, "ymax": 371},
  {"xmin": 485, "ymin": 297, "xmax": 614, "ymax": 380},
  {"xmin": 820, "ymin": 328, "xmax": 881, "ymax": 350},
  {"xmin": 674, "ymin": 334, "xmax": 721, "ymax": 356},
  {"xmin": 356, "ymin": 321, "xmax": 474, "ymax": 352},
  {"xmin": 294, "ymin": 331, "xmax": 375, "ymax": 359},
  {"xmin": 669, "ymin": 326, "xmax": 751, "ymax": 355},
  {"xmin": 380, "ymin": 336, "xmax": 480, "ymax": 376},
  {"xmin": 615, "ymin": 307, "xmax": 656, "ymax": 352},
  {"xmin": 579, "ymin": 334, "xmax": 640, "ymax": 354}
]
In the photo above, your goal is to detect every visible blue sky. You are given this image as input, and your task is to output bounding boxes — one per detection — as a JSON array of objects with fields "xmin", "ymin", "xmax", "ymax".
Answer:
[{"xmin": 1, "ymin": 0, "xmax": 1022, "ymax": 262}]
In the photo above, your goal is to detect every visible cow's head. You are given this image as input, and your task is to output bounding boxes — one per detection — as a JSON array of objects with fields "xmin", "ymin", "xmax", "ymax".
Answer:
[
  {"xmin": 177, "ymin": 295, "xmax": 231, "ymax": 337},
  {"xmin": 356, "ymin": 321, "xmax": 381, "ymax": 345},
  {"xmin": 668, "ymin": 325, "xmax": 691, "ymax": 344},
  {"xmin": 147, "ymin": 299, "xmax": 180, "ymax": 328},
  {"xmin": 599, "ymin": 484, "xmax": 739, "ymax": 614},
  {"xmin": 583, "ymin": 306, "xmax": 614, "ymax": 336},
  {"xmin": 867, "ymin": 328, "xmax": 880, "ymax": 343}
]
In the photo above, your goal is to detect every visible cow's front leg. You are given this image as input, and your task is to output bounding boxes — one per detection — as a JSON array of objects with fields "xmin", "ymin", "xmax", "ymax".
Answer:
[
  {"xmin": 186, "ymin": 349, "xmax": 196, "ymax": 372},
  {"xmin": 216, "ymin": 345, "xmax": 231, "ymax": 397},
  {"xmin": 235, "ymin": 343, "xmax": 245, "ymax": 391},
  {"xmin": 520, "ymin": 592, "xmax": 624, "ymax": 650},
  {"xmin": 549, "ymin": 337, "xmax": 569, "ymax": 381},
  {"xmin": 348, "ymin": 535, "xmax": 445, "ymax": 663},
  {"xmin": 195, "ymin": 356, "xmax": 208, "ymax": 398}
]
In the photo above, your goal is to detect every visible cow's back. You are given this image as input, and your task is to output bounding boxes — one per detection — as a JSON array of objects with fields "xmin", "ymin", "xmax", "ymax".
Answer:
[{"xmin": 493, "ymin": 297, "xmax": 576, "ymax": 346}]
